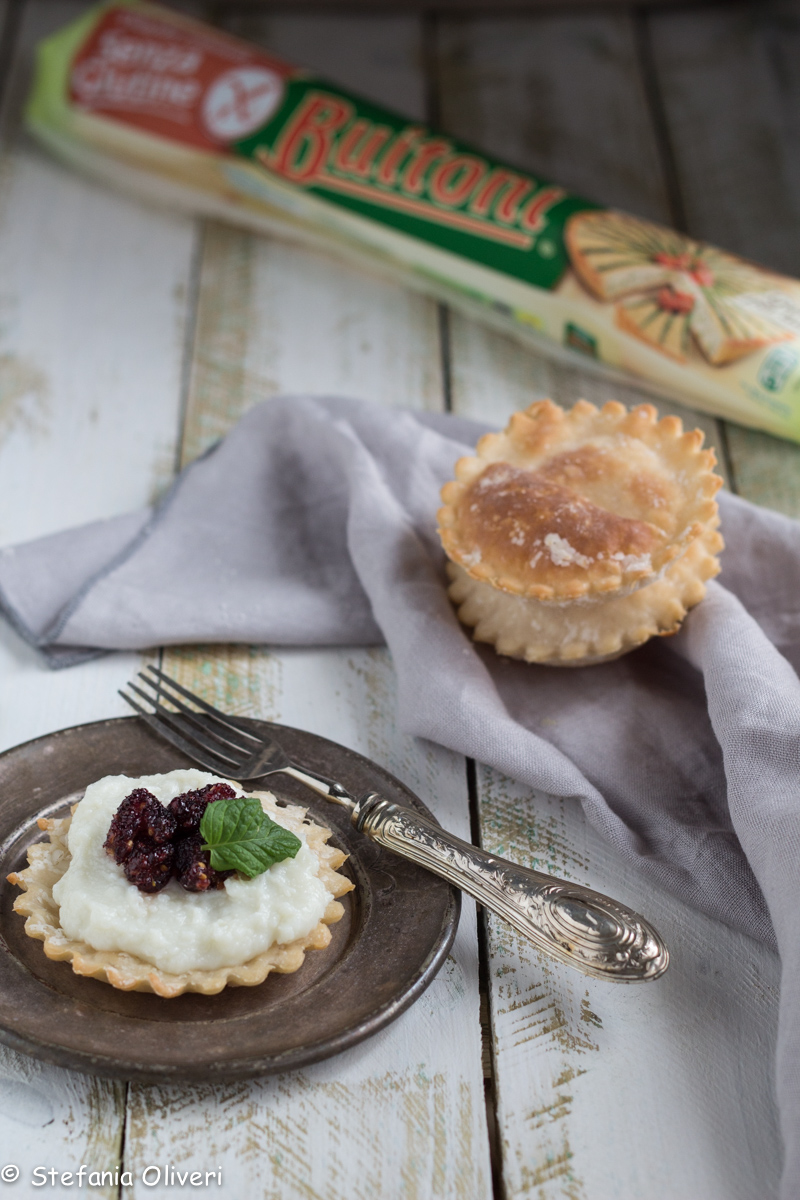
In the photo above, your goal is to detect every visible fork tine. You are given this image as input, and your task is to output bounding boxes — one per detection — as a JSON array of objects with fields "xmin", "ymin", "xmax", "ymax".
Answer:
[
  {"xmin": 119, "ymin": 690, "xmax": 242, "ymax": 777},
  {"xmin": 143, "ymin": 667, "xmax": 262, "ymax": 742},
  {"xmin": 125, "ymin": 684, "xmax": 244, "ymax": 768},
  {"xmin": 127, "ymin": 682, "xmax": 244, "ymax": 763},
  {"xmin": 132, "ymin": 675, "xmax": 255, "ymax": 756}
]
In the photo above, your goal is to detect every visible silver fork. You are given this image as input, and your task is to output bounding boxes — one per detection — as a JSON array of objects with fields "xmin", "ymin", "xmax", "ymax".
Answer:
[{"xmin": 120, "ymin": 667, "xmax": 669, "ymax": 983}]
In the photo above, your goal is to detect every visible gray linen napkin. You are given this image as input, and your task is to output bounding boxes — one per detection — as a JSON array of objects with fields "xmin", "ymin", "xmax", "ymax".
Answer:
[{"xmin": 2, "ymin": 395, "xmax": 800, "ymax": 1189}]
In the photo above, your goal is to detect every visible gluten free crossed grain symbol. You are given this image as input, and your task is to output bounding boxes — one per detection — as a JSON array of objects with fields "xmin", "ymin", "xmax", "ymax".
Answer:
[{"xmin": 204, "ymin": 67, "xmax": 283, "ymax": 140}]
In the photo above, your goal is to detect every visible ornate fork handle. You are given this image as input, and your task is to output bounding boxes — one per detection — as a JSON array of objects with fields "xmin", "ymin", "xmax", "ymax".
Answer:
[{"xmin": 353, "ymin": 792, "xmax": 668, "ymax": 982}]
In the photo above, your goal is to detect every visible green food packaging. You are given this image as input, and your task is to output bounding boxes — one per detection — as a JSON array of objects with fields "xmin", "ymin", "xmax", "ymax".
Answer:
[{"xmin": 26, "ymin": 0, "xmax": 800, "ymax": 440}]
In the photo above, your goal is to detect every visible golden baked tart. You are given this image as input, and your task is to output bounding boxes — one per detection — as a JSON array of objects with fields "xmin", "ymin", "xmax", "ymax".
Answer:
[
  {"xmin": 9, "ymin": 770, "xmax": 353, "ymax": 998},
  {"xmin": 438, "ymin": 399, "xmax": 723, "ymax": 665}
]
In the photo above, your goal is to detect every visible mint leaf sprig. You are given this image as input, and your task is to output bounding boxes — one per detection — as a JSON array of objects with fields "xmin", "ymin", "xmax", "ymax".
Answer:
[{"xmin": 200, "ymin": 796, "xmax": 302, "ymax": 879}]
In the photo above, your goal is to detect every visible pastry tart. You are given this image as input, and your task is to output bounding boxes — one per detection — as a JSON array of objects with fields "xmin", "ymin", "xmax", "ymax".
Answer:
[
  {"xmin": 438, "ymin": 399, "xmax": 723, "ymax": 666},
  {"xmin": 10, "ymin": 782, "xmax": 353, "ymax": 999}
]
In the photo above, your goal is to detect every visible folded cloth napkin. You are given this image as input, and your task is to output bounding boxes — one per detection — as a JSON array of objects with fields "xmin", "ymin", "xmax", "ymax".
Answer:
[{"xmin": 2, "ymin": 395, "xmax": 800, "ymax": 1190}]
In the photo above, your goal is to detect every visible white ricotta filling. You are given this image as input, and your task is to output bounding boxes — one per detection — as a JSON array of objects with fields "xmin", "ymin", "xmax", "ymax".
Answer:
[{"xmin": 52, "ymin": 769, "xmax": 332, "ymax": 974}]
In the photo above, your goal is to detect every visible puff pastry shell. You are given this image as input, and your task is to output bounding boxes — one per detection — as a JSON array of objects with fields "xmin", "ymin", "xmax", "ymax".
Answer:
[
  {"xmin": 438, "ymin": 399, "xmax": 723, "ymax": 665},
  {"xmin": 9, "ymin": 793, "xmax": 353, "ymax": 998}
]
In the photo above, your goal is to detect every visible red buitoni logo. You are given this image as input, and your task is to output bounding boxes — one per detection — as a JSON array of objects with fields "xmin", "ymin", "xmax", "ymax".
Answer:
[{"xmin": 271, "ymin": 93, "xmax": 354, "ymax": 182}]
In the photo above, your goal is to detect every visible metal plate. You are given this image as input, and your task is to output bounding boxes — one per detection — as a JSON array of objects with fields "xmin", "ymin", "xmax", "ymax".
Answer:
[{"xmin": 0, "ymin": 717, "xmax": 459, "ymax": 1083}]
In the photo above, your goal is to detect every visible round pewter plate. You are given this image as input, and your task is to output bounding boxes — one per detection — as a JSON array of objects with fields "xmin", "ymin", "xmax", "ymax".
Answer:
[{"xmin": 0, "ymin": 717, "xmax": 459, "ymax": 1083}]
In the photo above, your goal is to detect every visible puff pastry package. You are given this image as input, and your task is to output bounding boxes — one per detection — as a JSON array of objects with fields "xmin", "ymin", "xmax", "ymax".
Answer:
[
  {"xmin": 26, "ymin": 0, "xmax": 800, "ymax": 443},
  {"xmin": 438, "ymin": 399, "xmax": 723, "ymax": 666}
]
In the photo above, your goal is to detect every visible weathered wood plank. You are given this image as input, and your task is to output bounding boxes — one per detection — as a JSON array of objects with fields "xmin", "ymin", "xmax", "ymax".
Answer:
[
  {"xmin": 0, "ymin": 1052, "xmax": 126, "ymax": 1198},
  {"xmin": 436, "ymin": 11, "xmax": 670, "ymax": 221},
  {"xmin": 0, "ymin": 0, "xmax": 199, "ymax": 731},
  {"xmin": 211, "ymin": 0, "xmax": 726, "ymax": 9},
  {"xmin": 437, "ymin": 9, "xmax": 780, "ymax": 1198},
  {"xmin": 720, "ymin": 426, "xmax": 800, "ymax": 518},
  {"xmin": 122, "ymin": 13, "xmax": 491, "ymax": 1200},
  {"xmin": 0, "ymin": 2, "xmax": 12, "ymax": 105},
  {"xmin": 0, "ymin": 0, "xmax": 199, "ymax": 546},
  {"xmin": 224, "ymin": 10, "xmax": 427, "ymax": 118},
  {"xmin": 646, "ymin": 4, "xmax": 800, "ymax": 274},
  {"xmin": 648, "ymin": 2, "xmax": 800, "ymax": 512},
  {"xmin": 181, "ymin": 221, "xmax": 443, "ymax": 464},
  {"xmin": 0, "ymin": 0, "xmax": 201, "ymax": 1192},
  {"xmin": 480, "ymin": 769, "xmax": 781, "ymax": 1200}
]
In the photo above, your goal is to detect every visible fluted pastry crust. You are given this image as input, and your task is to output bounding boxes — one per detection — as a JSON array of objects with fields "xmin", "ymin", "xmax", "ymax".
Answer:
[
  {"xmin": 438, "ymin": 399, "xmax": 723, "ymax": 665},
  {"xmin": 9, "ymin": 792, "xmax": 353, "ymax": 998}
]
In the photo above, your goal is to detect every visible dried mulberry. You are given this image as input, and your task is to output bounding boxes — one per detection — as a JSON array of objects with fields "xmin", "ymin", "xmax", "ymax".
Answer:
[
  {"xmin": 104, "ymin": 788, "xmax": 176, "ymax": 863},
  {"xmin": 174, "ymin": 834, "xmax": 231, "ymax": 892},
  {"xmin": 122, "ymin": 839, "xmax": 175, "ymax": 893},
  {"xmin": 169, "ymin": 782, "xmax": 236, "ymax": 832}
]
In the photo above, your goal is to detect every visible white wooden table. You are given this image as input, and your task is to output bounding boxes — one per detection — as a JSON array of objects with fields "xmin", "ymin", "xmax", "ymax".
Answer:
[{"xmin": 0, "ymin": 2, "xmax": 792, "ymax": 1197}]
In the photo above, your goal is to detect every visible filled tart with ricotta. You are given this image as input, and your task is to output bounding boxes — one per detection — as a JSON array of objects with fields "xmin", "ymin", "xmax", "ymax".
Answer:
[
  {"xmin": 437, "ymin": 398, "xmax": 723, "ymax": 665},
  {"xmin": 9, "ymin": 769, "xmax": 353, "ymax": 998}
]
